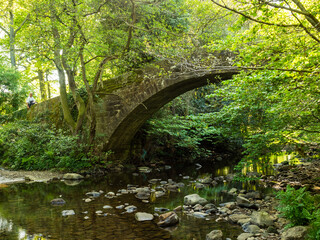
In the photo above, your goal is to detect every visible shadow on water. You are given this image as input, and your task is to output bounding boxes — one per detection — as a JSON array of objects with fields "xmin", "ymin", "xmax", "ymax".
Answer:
[{"xmin": 0, "ymin": 155, "xmax": 292, "ymax": 240}]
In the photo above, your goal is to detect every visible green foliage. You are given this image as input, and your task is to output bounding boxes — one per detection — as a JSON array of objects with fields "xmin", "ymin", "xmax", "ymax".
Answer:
[
  {"xmin": 0, "ymin": 63, "xmax": 28, "ymax": 114},
  {"xmin": 144, "ymin": 88, "xmax": 240, "ymax": 162},
  {"xmin": 276, "ymin": 185, "xmax": 319, "ymax": 227},
  {"xmin": 0, "ymin": 120, "xmax": 94, "ymax": 171},
  {"xmin": 309, "ymin": 210, "xmax": 320, "ymax": 240},
  {"xmin": 146, "ymin": 114, "xmax": 219, "ymax": 161},
  {"xmin": 202, "ymin": 0, "xmax": 320, "ymax": 178}
]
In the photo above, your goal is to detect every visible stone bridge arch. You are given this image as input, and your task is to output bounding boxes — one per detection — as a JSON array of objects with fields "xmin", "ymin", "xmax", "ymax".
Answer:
[{"xmin": 95, "ymin": 64, "xmax": 238, "ymax": 159}]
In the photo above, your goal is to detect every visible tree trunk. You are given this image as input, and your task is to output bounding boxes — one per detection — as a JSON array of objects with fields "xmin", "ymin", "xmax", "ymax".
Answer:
[
  {"xmin": 45, "ymin": 71, "xmax": 51, "ymax": 99},
  {"xmin": 38, "ymin": 70, "xmax": 47, "ymax": 101},
  {"xmin": 50, "ymin": 8, "xmax": 76, "ymax": 132},
  {"xmin": 8, "ymin": 0, "xmax": 16, "ymax": 68}
]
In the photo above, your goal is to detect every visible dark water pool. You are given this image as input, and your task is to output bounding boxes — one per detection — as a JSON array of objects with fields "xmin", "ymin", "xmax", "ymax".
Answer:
[{"xmin": 0, "ymin": 162, "xmax": 268, "ymax": 240}]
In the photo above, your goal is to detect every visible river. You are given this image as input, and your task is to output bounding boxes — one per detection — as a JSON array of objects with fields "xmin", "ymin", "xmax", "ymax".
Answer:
[{"xmin": 0, "ymin": 154, "xmax": 295, "ymax": 240}]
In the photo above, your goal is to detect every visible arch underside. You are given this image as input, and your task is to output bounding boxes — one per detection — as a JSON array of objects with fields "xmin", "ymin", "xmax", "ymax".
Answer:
[{"xmin": 105, "ymin": 70, "xmax": 237, "ymax": 160}]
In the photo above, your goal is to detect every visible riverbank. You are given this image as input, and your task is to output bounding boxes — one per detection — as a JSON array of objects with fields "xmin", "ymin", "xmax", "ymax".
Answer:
[{"xmin": 0, "ymin": 169, "xmax": 64, "ymax": 184}]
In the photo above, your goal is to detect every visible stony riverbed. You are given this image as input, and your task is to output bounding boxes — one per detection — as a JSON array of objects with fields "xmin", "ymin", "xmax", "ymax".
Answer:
[{"xmin": 0, "ymin": 159, "xmax": 318, "ymax": 240}]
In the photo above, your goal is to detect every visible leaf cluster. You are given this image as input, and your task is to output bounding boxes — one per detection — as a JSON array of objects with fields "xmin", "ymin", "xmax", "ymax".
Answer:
[{"xmin": 276, "ymin": 185, "xmax": 320, "ymax": 239}]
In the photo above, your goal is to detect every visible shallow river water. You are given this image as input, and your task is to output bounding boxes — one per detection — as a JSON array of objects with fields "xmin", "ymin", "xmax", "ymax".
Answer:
[{"xmin": 0, "ymin": 161, "xmax": 276, "ymax": 240}]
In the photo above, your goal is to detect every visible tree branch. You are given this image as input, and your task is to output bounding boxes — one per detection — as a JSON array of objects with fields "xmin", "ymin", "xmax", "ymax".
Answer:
[
  {"xmin": 260, "ymin": 0, "xmax": 308, "ymax": 16},
  {"xmin": 291, "ymin": 0, "xmax": 320, "ymax": 33},
  {"xmin": 210, "ymin": 0, "xmax": 299, "ymax": 28},
  {"xmin": 240, "ymin": 66, "xmax": 317, "ymax": 73},
  {"xmin": 92, "ymin": 55, "xmax": 118, "ymax": 91},
  {"xmin": 123, "ymin": 0, "xmax": 136, "ymax": 52},
  {"xmin": 83, "ymin": 0, "xmax": 109, "ymax": 17},
  {"xmin": 0, "ymin": 25, "xmax": 9, "ymax": 35},
  {"xmin": 14, "ymin": 13, "xmax": 30, "ymax": 35}
]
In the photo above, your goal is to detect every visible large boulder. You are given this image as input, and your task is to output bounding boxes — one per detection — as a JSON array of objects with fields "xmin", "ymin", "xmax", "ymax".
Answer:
[
  {"xmin": 206, "ymin": 230, "xmax": 223, "ymax": 240},
  {"xmin": 135, "ymin": 212, "xmax": 154, "ymax": 221},
  {"xmin": 281, "ymin": 226, "xmax": 308, "ymax": 240},
  {"xmin": 157, "ymin": 211, "xmax": 179, "ymax": 227},
  {"xmin": 184, "ymin": 194, "xmax": 208, "ymax": 205},
  {"xmin": 250, "ymin": 211, "xmax": 274, "ymax": 227}
]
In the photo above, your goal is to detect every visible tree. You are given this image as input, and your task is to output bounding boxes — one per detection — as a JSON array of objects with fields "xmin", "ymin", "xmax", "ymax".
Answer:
[
  {"xmin": 0, "ymin": 0, "xmax": 30, "ymax": 68},
  {"xmin": 0, "ymin": 59, "xmax": 27, "ymax": 114},
  {"xmin": 205, "ymin": 0, "xmax": 320, "ymax": 173}
]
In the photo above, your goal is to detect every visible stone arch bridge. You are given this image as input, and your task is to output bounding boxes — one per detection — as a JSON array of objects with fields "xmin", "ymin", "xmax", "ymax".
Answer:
[{"xmin": 10, "ymin": 55, "xmax": 239, "ymax": 160}]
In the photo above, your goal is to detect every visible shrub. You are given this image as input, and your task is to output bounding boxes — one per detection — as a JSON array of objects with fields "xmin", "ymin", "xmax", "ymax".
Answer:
[
  {"xmin": 308, "ymin": 211, "xmax": 320, "ymax": 240},
  {"xmin": 276, "ymin": 185, "xmax": 320, "ymax": 240},
  {"xmin": 0, "ymin": 120, "xmax": 92, "ymax": 171},
  {"xmin": 276, "ymin": 185, "xmax": 316, "ymax": 227}
]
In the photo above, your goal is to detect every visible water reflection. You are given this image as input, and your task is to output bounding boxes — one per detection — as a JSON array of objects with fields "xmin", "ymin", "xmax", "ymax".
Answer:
[{"xmin": 242, "ymin": 152, "xmax": 300, "ymax": 176}]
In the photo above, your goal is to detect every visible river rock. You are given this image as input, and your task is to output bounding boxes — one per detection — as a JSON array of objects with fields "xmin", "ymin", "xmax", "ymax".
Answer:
[
  {"xmin": 149, "ymin": 179, "xmax": 160, "ymax": 184},
  {"xmin": 51, "ymin": 198, "xmax": 66, "ymax": 206},
  {"xmin": 135, "ymin": 212, "xmax": 154, "ymax": 221},
  {"xmin": 184, "ymin": 194, "xmax": 208, "ymax": 205},
  {"xmin": 105, "ymin": 192, "xmax": 115, "ymax": 198},
  {"xmin": 238, "ymin": 203, "xmax": 259, "ymax": 210},
  {"xmin": 86, "ymin": 191, "xmax": 101, "ymax": 198},
  {"xmin": 62, "ymin": 210, "xmax": 75, "ymax": 216},
  {"xmin": 193, "ymin": 212, "xmax": 208, "ymax": 218},
  {"xmin": 195, "ymin": 183, "xmax": 205, "ymax": 189},
  {"xmin": 206, "ymin": 230, "xmax": 223, "ymax": 240},
  {"xmin": 167, "ymin": 184, "xmax": 179, "ymax": 191},
  {"xmin": 135, "ymin": 187, "xmax": 151, "ymax": 200},
  {"xmin": 250, "ymin": 211, "xmax": 274, "ymax": 227},
  {"xmin": 238, "ymin": 218, "xmax": 251, "ymax": 225},
  {"xmin": 229, "ymin": 214, "xmax": 250, "ymax": 223},
  {"xmin": 138, "ymin": 167, "xmax": 151, "ymax": 173},
  {"xmin": 193, "ymin": 204, "xmax": 204, "ymax": 211},
  {"xmin": 228, "ymin": 188, "xmax": 238, "ymax": 195},
  {"xmin": 63, "ymin": 173, "xmax": 84, "ymax": 180},
  {"xmin": 244, "ymin": 224, "xmax": 260, "ymax": 233},
  {"xmin": 211, "ymin": 180, "xmax": 218, "ymax": 186},
  {"xmin": 177, "ymin": 182, "xmax": 185, "ymax": 188},
  {"xmin": 125, "ymin": 205, "xmax": 137, "ymax": 213},
  {"xmin": 243, "ymin": 191, "xmax": 261, "ymax": 199},
  {"xmin": 204, "ymin": 203, "xmax": 217, "ymax": 210},
  {"xmin": 103, "ymin": 205, "xmax": 113, "ymax": 209},
  {"xmin": 281, "ymin": 226, "xmax": 308, "ymax": 240},
  {"xmin": 224, "ymin": 202, "xmax": 236, "ymax": 210},
  {"xmin": 236, "ymin": 196, "xmax": 250, "ymax": 205},
  {"xmin": 135, "ymin": 192, "xmax": 150, "ymax": 200},
  {"xmin": 237, "ymin": 233, "xmax": 253, "ymax": 240},
  {"xmin": 157, "ymin": 211, "xmax": 179, "ymax": 227},
  {"xmin": 155, "ymin": 207, "xmax": 170, "ymax": 213},
  {"xmin": 198, "ymin": 177, "xmax": 213, "ymax": 184},
  {"xmin": 155, "ymin": 191, "xmax": 166, "ymax": 198},
  {"xmin": 174, "ymin": 206, "xmax": 182, "ymax": 211}
]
